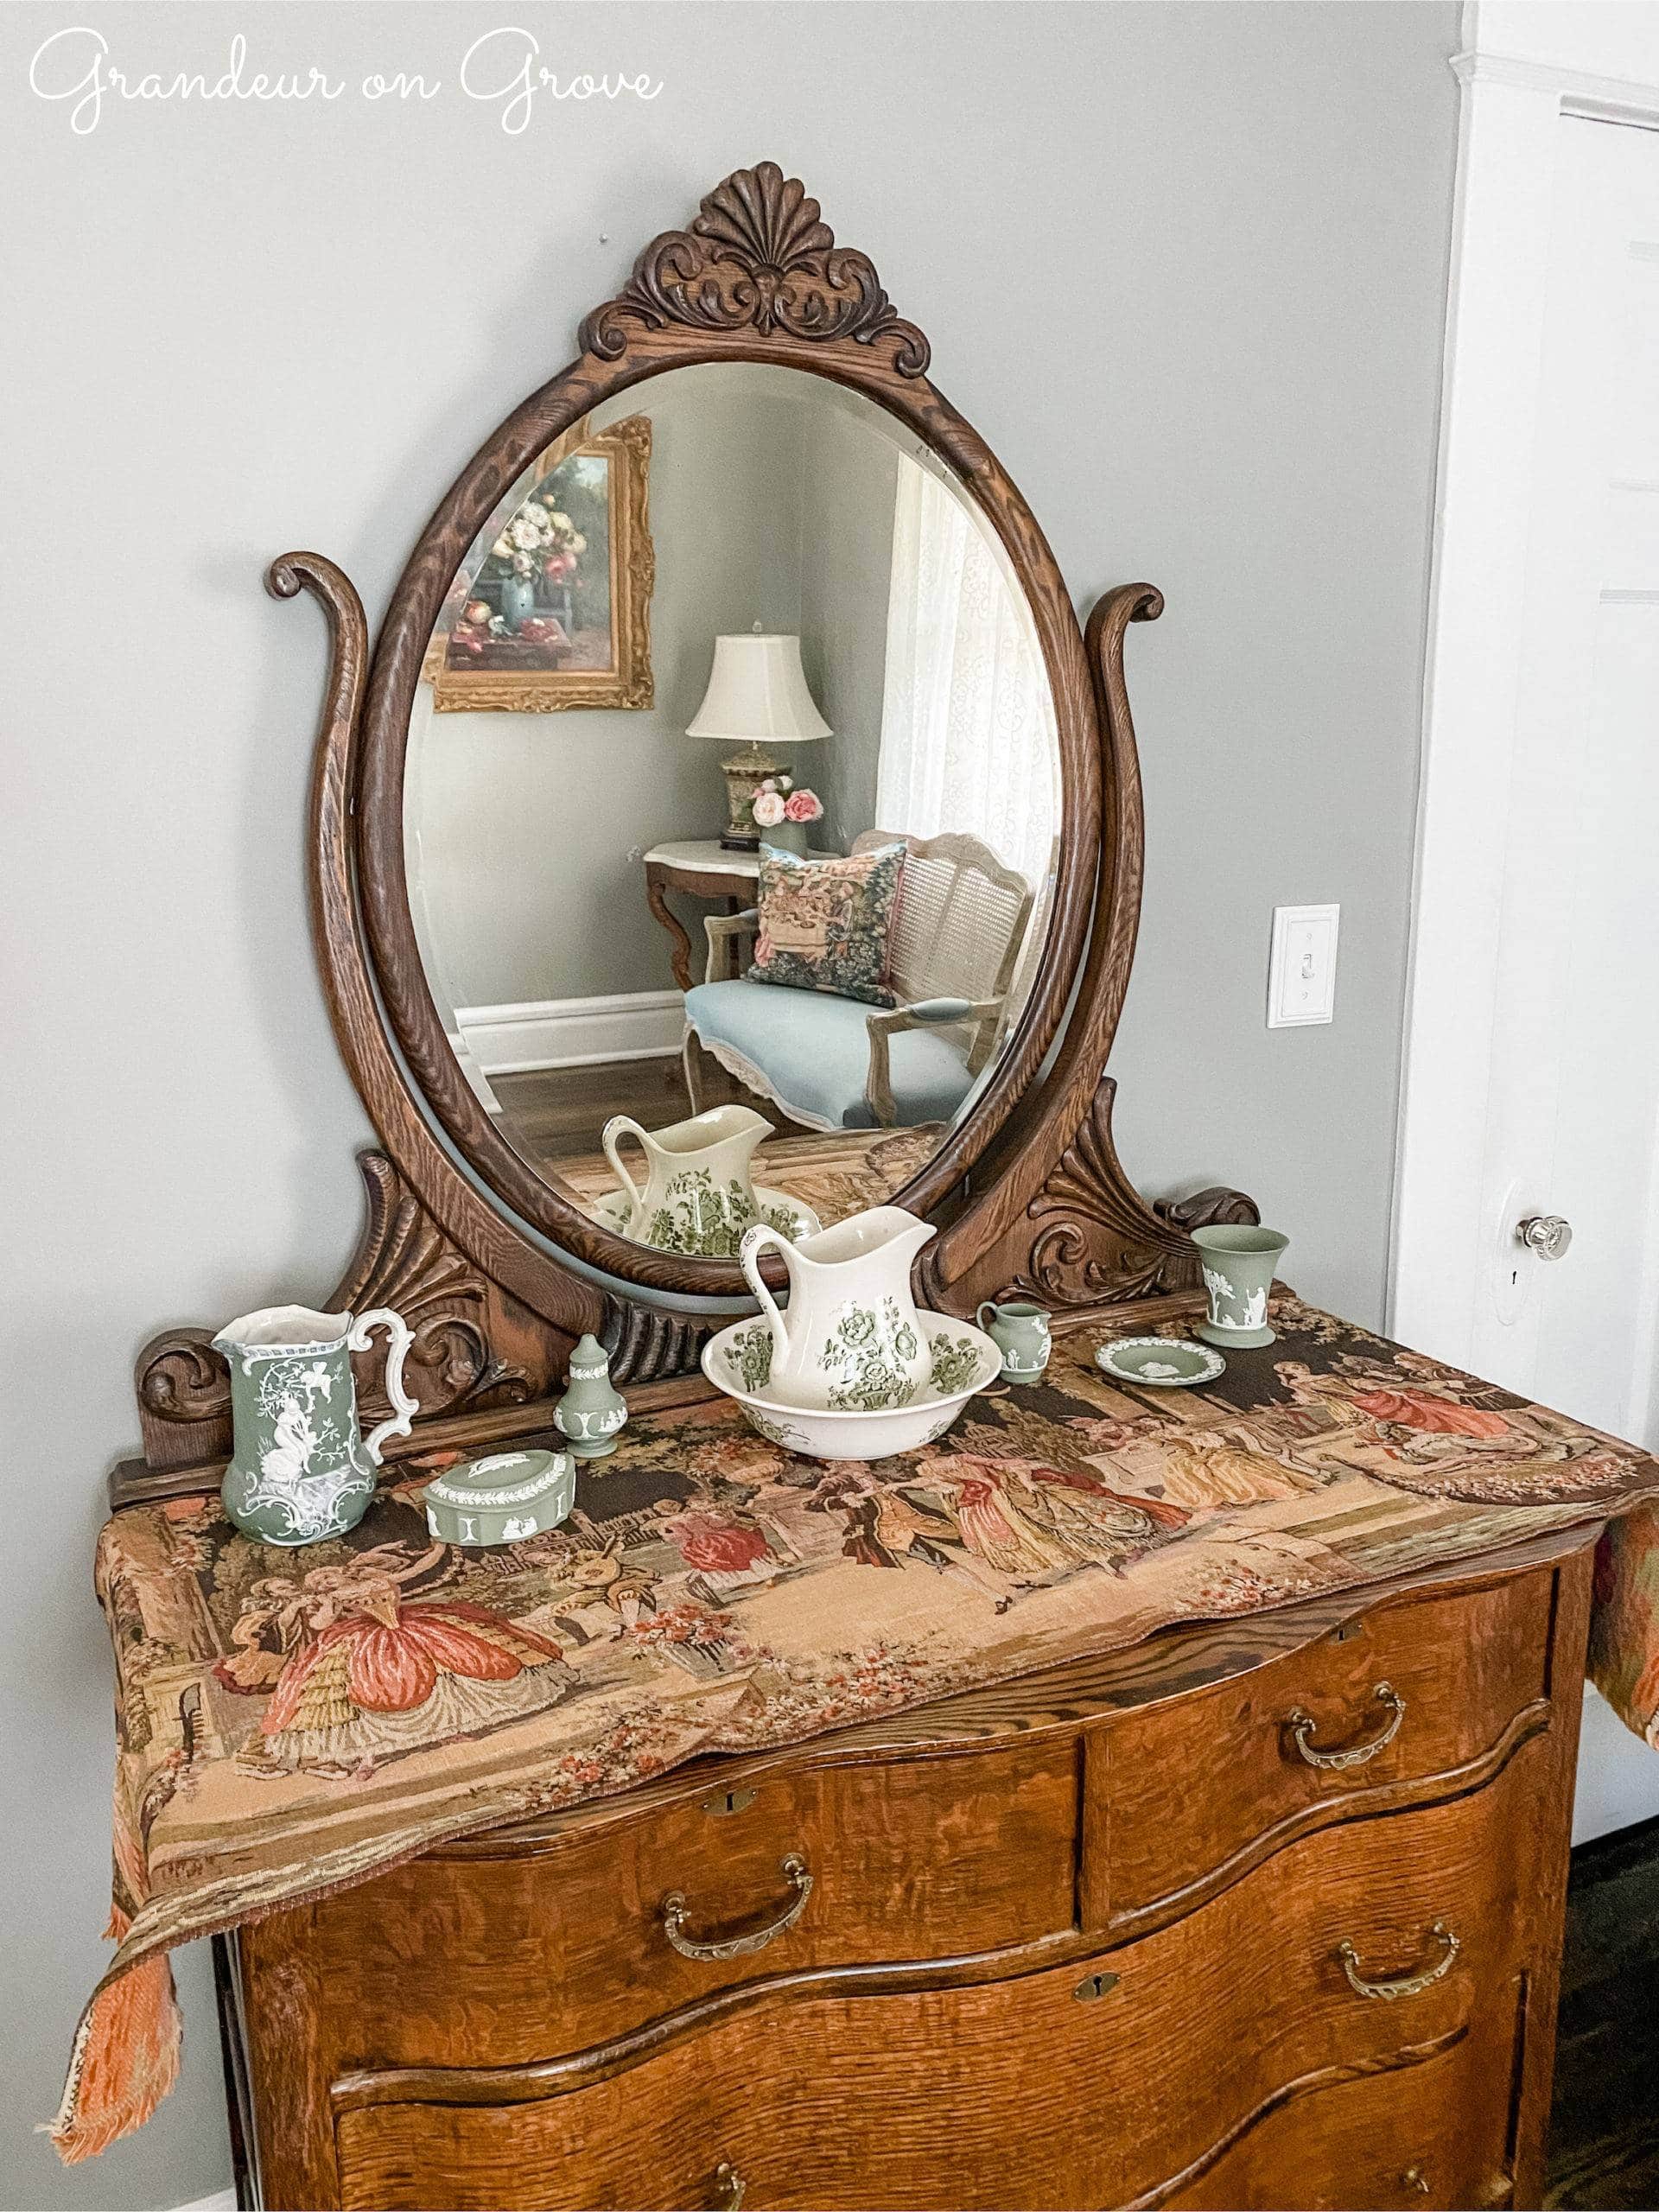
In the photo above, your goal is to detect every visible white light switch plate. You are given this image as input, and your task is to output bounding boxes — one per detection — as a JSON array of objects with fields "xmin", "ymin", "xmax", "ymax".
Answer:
[{"xmin": 1268, "ymin": 904, "xmax": 1339, "ymax": 1027}]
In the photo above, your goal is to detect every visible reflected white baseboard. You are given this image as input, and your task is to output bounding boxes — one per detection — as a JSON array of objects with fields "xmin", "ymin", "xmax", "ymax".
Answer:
[
  {"xmin": 446, "ymin": 1027, "xmax": 503, "ymax": 1114},
  {"xmin": 457, "ymin": 988, "xmax": 683, "ymax": 1076},
  {"xmin": 171, "ymin": 2190, "xmax": 236, "ymax": 2212}
]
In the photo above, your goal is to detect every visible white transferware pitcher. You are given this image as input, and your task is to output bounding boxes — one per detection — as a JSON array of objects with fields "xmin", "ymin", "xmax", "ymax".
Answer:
[
  {"xmin": 739, "ymin": 1205, "xmax": 937, "ymax": 1411},
  {"xmin": 602, "ymin": 1103, "xmax": 771, "ymax": 1255},
  {"xmin": 213, "ymin": 1304, "xmax": 416, "ymax": 1547}
]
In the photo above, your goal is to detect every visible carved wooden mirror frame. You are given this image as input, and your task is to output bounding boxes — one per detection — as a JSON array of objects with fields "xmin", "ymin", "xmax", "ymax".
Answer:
[
  {"xmin": 127, "ymin": 164, "xmax": 1254, "ymax": 1492},
  {"xmin": 357, "ymin": 160, "xmax": 1106, "ymax": 1299}
]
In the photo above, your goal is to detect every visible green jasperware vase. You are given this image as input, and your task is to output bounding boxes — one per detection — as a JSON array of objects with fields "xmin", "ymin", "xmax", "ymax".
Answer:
[{"xmin": 1192, "ymin": 1226, "xmax": 1290, "ymax": 1349}]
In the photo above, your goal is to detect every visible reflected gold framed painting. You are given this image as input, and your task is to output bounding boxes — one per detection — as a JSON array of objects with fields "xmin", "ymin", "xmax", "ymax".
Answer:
[{"xmin": 422, "ymin": 415, "xmax": 654, "ymax": 711}]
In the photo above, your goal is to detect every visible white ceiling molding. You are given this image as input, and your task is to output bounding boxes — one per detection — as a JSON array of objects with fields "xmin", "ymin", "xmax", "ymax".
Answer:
[
  {"xmin": 1450, "ymin": 48, "xmax": 1659, "ymax": 127},
  {"xmin": 1466, "ymin": 0, "xmax": 1659, "ymax": 87}
]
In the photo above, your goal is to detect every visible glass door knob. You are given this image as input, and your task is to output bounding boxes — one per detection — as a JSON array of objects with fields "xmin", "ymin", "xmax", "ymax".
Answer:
[{"xmin": 1516, "ymin": 1214, "xmax": 1573, "ymax": 1261}]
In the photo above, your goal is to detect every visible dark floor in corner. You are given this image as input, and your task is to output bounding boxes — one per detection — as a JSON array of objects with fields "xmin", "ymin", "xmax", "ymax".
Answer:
[{"xmin": 1547, "ymin": 1811, "xmax": 1659, "ymax": 2209}]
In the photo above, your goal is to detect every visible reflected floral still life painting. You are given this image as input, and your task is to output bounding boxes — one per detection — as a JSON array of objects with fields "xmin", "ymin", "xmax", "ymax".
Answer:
[{"xmin": 423, "ymin": 415, "xmax": 654, "ymax": 711}]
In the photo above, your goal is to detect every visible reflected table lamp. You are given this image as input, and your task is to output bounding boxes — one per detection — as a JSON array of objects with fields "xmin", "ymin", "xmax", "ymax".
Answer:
[{"xmin": 687, "ymin": 630, "xmax": 831, "ymax": 851}]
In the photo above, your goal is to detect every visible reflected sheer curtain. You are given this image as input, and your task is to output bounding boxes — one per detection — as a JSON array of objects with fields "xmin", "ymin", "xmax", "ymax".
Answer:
[{"xmin": 874, "ymin": 454, "xmax": 1060, "ymax": 906}]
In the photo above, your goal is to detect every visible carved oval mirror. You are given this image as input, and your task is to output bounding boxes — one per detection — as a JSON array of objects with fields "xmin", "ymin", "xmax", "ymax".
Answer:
[{"xmin": 353, "ymin": 165, "xmax": 1103, "ymax": 1296}]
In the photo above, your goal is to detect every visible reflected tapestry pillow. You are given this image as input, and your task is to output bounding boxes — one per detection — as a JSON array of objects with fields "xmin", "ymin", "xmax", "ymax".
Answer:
[{"xmin": 748, "ymin": 842, "xmax": 904, "ymax": 1007}]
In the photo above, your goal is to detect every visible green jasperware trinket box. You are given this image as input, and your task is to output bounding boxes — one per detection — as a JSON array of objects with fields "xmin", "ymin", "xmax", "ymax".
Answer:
[{"xmin": 423, "ymin": 1449, "xmax": 575, "ymax": 1548}]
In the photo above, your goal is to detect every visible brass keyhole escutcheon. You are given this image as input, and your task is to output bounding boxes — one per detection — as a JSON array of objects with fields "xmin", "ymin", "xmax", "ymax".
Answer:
[
  {"xmin": 1073, "ymin": 1970, "xmax": 1120, "ymax": 2003},
  {"xmin": 703, "ymin": 1786, "xmax": 756, "ymax": 1818}
]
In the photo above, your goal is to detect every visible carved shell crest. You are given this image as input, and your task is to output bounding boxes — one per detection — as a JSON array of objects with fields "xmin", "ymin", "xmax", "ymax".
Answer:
[{"xmin": 580, "ymin": 162, "xmax": 931, "ymax": 378}]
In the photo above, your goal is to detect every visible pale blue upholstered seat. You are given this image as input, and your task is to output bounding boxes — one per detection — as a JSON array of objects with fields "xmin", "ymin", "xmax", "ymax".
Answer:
[{"xmin": 682, "ymin": 979, "xmax": 976, "ymax": 1131}]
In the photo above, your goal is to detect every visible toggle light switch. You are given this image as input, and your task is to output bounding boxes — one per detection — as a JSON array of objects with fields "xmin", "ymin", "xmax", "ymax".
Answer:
[{"xmin": 1268, "ymin": 904, "xmax": 1339, "ymax": 1027}]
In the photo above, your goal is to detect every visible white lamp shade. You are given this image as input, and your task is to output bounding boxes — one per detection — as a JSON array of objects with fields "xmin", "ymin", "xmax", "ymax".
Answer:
[{"xmin": 685, "ymin": 633, "xmax": 832, "ymax": 744}]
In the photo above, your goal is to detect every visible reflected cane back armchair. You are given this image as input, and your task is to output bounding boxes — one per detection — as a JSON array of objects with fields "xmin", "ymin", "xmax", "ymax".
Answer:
[{"xmin": 684, "ymin": 830, "xmax": 1036, "ymax": 1130}]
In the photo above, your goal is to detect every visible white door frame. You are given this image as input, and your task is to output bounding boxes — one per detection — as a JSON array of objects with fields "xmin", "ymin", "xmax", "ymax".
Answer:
[{"xmin": 1389, "ymin": 0, "xmax": 1659, "ymax": 1362}]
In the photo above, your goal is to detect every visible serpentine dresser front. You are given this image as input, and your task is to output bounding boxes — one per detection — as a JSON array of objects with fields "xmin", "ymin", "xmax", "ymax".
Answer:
[{"xmin": 219, "ymin": 1483, "xmax": 1592, "ymax": 2212}]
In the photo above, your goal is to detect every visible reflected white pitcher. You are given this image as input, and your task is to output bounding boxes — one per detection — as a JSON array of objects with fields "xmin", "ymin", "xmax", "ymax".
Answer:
[
  {"xmin": 739, "ymin": 1205, "xmax": 937, "ymax": 1411},
  {"xmin": 602, "ymin": 1103, "xmax": 771, "ymax": 1255}
]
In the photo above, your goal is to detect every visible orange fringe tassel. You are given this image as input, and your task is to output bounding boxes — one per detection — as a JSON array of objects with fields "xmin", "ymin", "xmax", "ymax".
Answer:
[{"xmin": 48, "ymin": 1929, "xmax": 181, "ymax": 2164}]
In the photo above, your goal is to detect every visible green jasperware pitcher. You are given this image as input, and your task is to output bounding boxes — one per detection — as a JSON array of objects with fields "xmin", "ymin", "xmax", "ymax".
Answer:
[{"xmin": 213, "ymin": 1304, "xmax": 416, "ymax": 1547}]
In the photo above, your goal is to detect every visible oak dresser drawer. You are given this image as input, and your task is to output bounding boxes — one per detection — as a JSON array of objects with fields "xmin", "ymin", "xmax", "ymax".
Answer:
[
  {"xmin": 305, "ymin": 1735, "xmax": 1078, "ymax": 2070},
  {"xmin": 332, "ymin": 1735, "xmax": 1548, "ymax": 2212},
  {"xmin": 1096, "ymin": 1560, "xmax": 1557, "ymax": 1932},
  {"xmin": 1166, "ymin": 2014, "xmax": 1518, "ymax": 2211}
]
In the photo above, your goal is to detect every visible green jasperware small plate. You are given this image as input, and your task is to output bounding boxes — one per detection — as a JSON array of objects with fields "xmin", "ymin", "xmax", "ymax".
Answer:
[{"xmin": 1096, "ymin": 1338, "xmax": 1226, "ymax": 1389}]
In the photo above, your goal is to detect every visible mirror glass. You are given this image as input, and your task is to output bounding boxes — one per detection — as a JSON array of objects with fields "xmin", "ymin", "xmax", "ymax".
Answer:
[{"xmin": 406, "ymin": 363, "xmax": 1062, "ymax": 1258}]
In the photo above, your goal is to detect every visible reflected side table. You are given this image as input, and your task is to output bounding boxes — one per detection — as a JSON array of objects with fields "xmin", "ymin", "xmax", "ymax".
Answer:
[{"xmin": 642, "ymin": 839, "xmax": 830, "ymax": 991}]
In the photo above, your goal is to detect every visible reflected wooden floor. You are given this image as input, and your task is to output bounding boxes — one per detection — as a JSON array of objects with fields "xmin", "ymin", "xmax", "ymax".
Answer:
[
  {"xmin": 491, "ymin": 1055, "xmax": 753, "ymax": 1157},
  {"xmin": 1547, "ymin": 1812, "xmax": 1659, "ymax": 2208}
]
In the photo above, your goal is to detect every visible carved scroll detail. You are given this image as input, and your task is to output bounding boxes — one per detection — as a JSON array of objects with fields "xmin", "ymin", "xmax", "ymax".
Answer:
[
  {"xmin": 1154, "ymin": 1186, "xmax": 1262, "ymax": 1236},
  {"xmin": 999, "ymin": 1079, "xmax": 1230, "ymax": 1307},
  {"xmin": 342, "ymin": 1154, "xmax": 531, "ymax": 1421},
  {"xmin": 580, "ymin": 162, "xmax": 930, "ymax": 377},
  {"xmin": 137, "ymin": 1332, "xmax": 227, "ymax": 1429}
]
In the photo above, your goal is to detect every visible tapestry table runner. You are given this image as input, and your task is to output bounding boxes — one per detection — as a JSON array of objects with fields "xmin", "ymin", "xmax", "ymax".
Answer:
[{"xmin": 54, "ymin": 1294, "xmax": 1659, "ymax": 2160}]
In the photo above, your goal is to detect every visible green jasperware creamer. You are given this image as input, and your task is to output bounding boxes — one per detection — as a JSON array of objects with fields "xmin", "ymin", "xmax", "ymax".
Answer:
[{"xmin": 422, "ymin": 1449, "xmax": 575, "ymax": 1548}]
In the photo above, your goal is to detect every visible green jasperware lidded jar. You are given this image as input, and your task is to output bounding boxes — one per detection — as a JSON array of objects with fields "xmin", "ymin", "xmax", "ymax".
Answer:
[
  {"xmin": 555, "ymin": 1334, "xmax": 629, "ymax": 1459},
  {"xmin": 423, "ymin": 1449, "xmax": 575, "ymax": 1548}
]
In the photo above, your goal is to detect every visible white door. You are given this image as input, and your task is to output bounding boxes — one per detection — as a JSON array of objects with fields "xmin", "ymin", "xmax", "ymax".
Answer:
[
  {"xmin": 1408, "ymin": 113, "xmax": 1659, "ymax": 1840},
  {"xmin": 1467, "ymin": 118, "xmax": 1659, "ymax": 1446}
]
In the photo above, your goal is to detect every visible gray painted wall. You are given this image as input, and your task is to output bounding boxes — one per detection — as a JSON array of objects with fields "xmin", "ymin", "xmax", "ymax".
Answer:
[{"xmin": 0, "ymin": 4, "xmax": 1457, "ymax": 2205}]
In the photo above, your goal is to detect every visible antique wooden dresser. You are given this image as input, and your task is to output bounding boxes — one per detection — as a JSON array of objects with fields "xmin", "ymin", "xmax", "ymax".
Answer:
[
  {"xmin": 105, "ymin": 165, "xmax": 1636, "ymax": 2210},
  {"xmin": 209, "ymin": 1509, "xmax": 1591, "ymax": 2211}
]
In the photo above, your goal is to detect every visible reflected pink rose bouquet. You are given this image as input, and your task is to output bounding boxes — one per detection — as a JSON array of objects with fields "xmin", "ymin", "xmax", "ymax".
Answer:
[{"xmin": 751, "ymin": 773, "xmax": 823, "ymax": 831}]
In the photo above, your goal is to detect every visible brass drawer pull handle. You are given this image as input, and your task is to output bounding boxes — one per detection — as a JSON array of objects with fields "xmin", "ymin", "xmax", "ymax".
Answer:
[
  {"xmin": 1402, "ymin": 2168, "xmax": 1431, "ymax": 2196},
  {"xmin": 1287, "ymin": 1681, "xmax": 1405, "ymax": 1770},
  {"xmin": 662, "ymin": 1853, "xmax": 812, "ymax": 1961},
  {"xmin": 715, "ymin": 2161, "xmax": 745, "ymax": 2209},
  {"xmin": 1338, "ymin": 1919, "xmax": 1459, "ymax": 2000}
]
